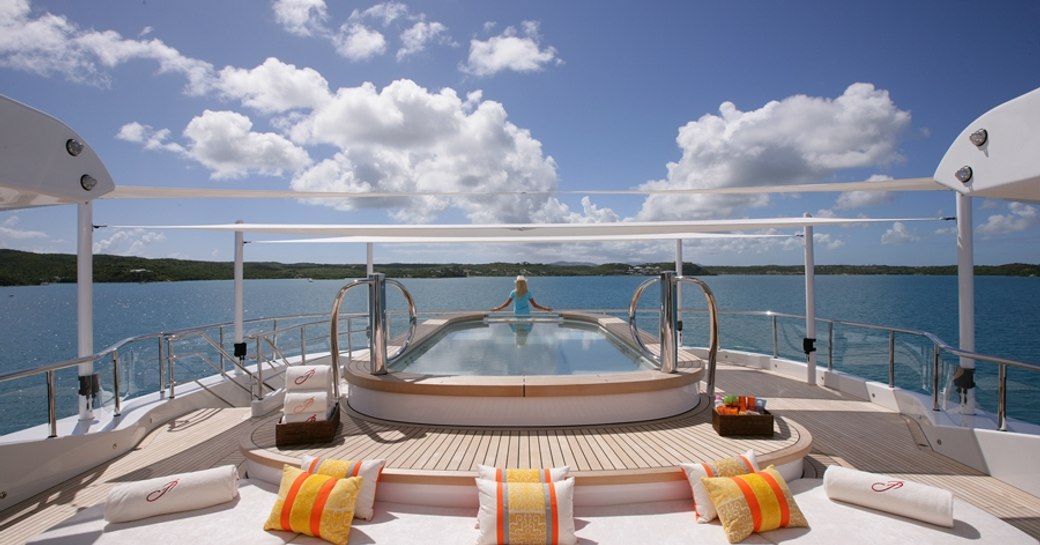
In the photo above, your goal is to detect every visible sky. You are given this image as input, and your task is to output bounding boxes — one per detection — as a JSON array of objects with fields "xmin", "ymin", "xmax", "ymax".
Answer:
[{"xmin": 1, "ymin": 0, "xmax": 1039, "ymax": 267}]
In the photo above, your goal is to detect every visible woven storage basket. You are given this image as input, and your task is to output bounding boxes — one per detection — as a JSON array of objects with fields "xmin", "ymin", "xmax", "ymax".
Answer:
[
  {"xmin": 275, "ymin": 402, "xmax": 341, "ymax": 447},
  {"xmin": 711, "ymin": 407, "xmax": 774, "ymax": 437}
]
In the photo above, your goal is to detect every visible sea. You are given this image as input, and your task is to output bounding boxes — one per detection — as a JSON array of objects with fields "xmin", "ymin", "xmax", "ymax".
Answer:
[{"xmin": 1, "ymin": 275, "xmax": 1039, "ymax": 434}]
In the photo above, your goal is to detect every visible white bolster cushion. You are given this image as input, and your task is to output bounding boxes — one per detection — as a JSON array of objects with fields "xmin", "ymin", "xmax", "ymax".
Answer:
[
  {"xmin": 823, "ymin": 465, "xmax": 954, "ymax": 527},
  {"xmin": 284, "ymin": 391, "xmax": 329, "ymax": 415},
  {"xmin": 285, "ymin": 365, "xmax": 331, "ymax": 391},
  {"xmin": 104, "ymin": 465, "xmax": 240, "ymax": 523}
]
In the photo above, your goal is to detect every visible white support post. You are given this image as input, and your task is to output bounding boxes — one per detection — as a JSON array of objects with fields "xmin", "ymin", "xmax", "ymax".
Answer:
[
  {"xmin": 956, "ymin": 192, "xmax": 976, "ymax": 414},
  {"xmin": 77, "ymin": 202, "xmax": 95, "ymax": 421},
  {"xmin": 366, "ymin": 243, "xmax": 374, "ymax": 276},
  {"xmin": 675, "ymin": 239, "xmax": 683, "ymax": 345},
  {"xmin": 233, "ymin": 220, "xmax": 246, "ymax": 373},
  {"xmin": 803, "ymin": 213, "xmax": 817, "ymax": 385}
]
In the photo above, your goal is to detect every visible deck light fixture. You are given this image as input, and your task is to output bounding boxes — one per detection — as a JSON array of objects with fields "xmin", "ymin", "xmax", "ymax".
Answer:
[
  {"xmin": 969, "ymin": 128, "xmax": 988, "ymax": 147},
  {"xmin": 80, "ymin": 174, "xmax": 98, "ymax": 191},
  {"xmin": 65, "ymin": 138, "xmax": 84, "ymax": 156},
  {"xmin": 955, "ymin": 166, "xmax": 973, "ymax": 184}
]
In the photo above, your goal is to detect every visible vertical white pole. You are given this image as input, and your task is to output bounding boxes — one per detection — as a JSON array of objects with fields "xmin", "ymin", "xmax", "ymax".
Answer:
[
  {"xmin": 675, "ymin": 239, "xmax": 683, "ymax": 345},
  {"xmin": 803, "ymin": 213, "xmax": 817, "ymax": 385},
  {"xmin": 77, "ymin": 202, "xmax": 95, "ymax": 420},
  {"xmin": 233, "ymin": 220, "xmax": 245, "ymax": 362},
  {"xmin": 956, "ymin": 193, "xmax": 976, "ymax": 414},
  {"xmin": 366, "ymin": 243, "xmax": 374, "ymax": 276}
]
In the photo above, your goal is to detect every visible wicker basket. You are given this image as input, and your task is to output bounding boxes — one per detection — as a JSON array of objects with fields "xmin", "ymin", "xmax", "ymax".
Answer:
[
  {"xmin": 711, "ymin": 407, "xmax": 774, "ymax": 437},
  {"xmin": 275, "ymin": 402, "xmax": 341, "ymax": 447}
]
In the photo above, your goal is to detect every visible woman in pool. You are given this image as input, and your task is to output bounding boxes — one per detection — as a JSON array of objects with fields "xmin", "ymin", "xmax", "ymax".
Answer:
[{"xmin": 490, "ymin": 275, "xmax": 553, "ymax": 314}]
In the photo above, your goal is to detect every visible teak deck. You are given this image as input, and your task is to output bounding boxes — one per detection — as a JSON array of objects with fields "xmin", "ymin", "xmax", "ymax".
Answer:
[{"xmin": 3, "ymin": 365, "xmax": 1040, "ymax": 544}]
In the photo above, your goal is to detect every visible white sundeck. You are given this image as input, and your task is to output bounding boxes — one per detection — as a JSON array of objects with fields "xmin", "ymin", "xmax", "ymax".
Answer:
[{"xmin": 0, "ymin": 88, "xmax": 1039, "ymax": 544}]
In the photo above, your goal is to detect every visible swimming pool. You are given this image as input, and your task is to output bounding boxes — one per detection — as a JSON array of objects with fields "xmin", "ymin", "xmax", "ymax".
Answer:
[
  {"xmin": 343, "ymin": 312, "xmax": 706, "ymax": 426},
  {"xmin": 388, "ymin": 318, "xmax": 653, "ymax": 376}
]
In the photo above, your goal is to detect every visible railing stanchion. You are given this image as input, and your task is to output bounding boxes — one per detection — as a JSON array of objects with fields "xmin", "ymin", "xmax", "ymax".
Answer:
[
  {"xmin": 932, "ymin": 344, "xmax": 941, "ymax": 412},
  {"xmin": 46, "ymin": 370, "xmax": 57, "ymax": 438},
  {"xmin": 254, "ymin": 337, "xmax": 263, "ymax": 400},
  {"xmin": 771, "ymin": 315, "xmax": 778, "ymax": 358},
  {"xmin": 112, "ymin": 350, "xmax": 122, "ymax": 417},
  {"xmin": 828, "ymin": 321, "xmax": 834, "ymax": 370},
  {"xmin": 158, "ymin": 336, "xmax": 165, "ymax": 399},
  {"xmin": 888, "ymin": 330, "xmax": 896, "ymax": 388},
  {"xmin": 998, "ymin": 363, "xmax": 1008, "ymax": 432},
  {"xmin": 166, "ymin": 336, "xmax": 176, "ymax": 399}
]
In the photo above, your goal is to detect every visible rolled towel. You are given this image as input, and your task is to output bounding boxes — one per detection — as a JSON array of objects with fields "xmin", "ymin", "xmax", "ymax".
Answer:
[
  {"xmin": 285, "ymin": 365, "xmax": 331, "ymax": 391},
  {"xmin": 823, "ymin": 465, "xmax": 954, "ymax": 527},
  {"xmin": 282, "ymin": 410, "xmax": 327, "ymax": 424},
  {"xmin": 284, "ymin": 391, "xmax": 328, "ymax": 416},
  {"xmin": 104, "ymin": 465, "xmax": 239, "ymax": 523}
]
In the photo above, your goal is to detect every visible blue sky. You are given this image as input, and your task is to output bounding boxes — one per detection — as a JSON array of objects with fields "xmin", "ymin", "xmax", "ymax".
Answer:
[{"xmin": 1, "ymin": 0, "xmax": 1039, "ymax": 266}]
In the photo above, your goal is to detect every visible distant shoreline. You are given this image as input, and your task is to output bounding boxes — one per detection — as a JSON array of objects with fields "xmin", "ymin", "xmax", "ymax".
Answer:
[{"xmin": 2, "ymin": 249, "xmax": 1037, "ymax": 286}]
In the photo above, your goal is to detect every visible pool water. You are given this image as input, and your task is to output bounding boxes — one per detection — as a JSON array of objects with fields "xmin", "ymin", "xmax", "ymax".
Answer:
[{"xmin": 389, "ymin": 319, "xmax": 653, "ymax": 376}]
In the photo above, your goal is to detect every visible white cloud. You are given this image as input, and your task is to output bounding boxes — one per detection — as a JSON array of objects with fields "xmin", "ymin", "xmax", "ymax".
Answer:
[
  {"xmin": 977, "ymin": 202, "xmax": 1038, "ymax": 235},
  {"xmin": 0, "ymin": 0, "xmax": 214, "ymax": 92},
  {"xmin": 288, "ymin": 79, "xmax": 575, "ymax": 223},
  {"xmin": 93, "ymin": 228, "xmax": 166, "ymax": 255},
  {"xmin": 216, "ymin": 57, "xmax": 331, "ymax": 113},
  {"xmin": 834, "ymin": 175, "xmax": 894, "ymax": 209},
  {"xmin": 461, "ymin": 20, "xmax": 561, "ymax": 76},
  {"xmin": 355, "ymin": 2, "xmax": 408, "ymax": 26},
  {"xmin": 397, "ymin": 20, "xmax": 450, "ymax": 60},
  {"xmin": 813, "ymin": 232, "xmax": 845, "ymax": 250},
  {"xmin": 182, "ymin": 110, "xmax": 312, "ymax": 179},
  {"xmin": 334, "ymin": 23, "xmax": 387, "ymax": 60},
  {"xmin": 881, "ymin": 221, "xmax": 921, "ymax": 245},
  {"xmin": 272, "ymin": 0, "xmax": 329, "ymax": 37},
  {"xmin": 116, "ymin": 122, "xmax": 185, "ymax": 153},
  {"xmin": 0, "ymin": 215, "xmax": 48, "ymax": 243},
  {"xmin": 274, "ymin": 1, "xmax": 451, "ymax": 62},
  {"xmin": 636, "ymin": 83, "xmax": 911, "ymax": 221}
]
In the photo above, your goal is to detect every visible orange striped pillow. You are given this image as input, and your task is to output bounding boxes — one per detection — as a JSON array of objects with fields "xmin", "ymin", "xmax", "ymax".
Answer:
[
  {"xmin": 700, "ymin": 465, "xmax": 808, "ymax": 543},
  {"xmin": 475, "ymin": 477, "xmax": 577, "ymax": 545},
  {"xmin": 263, "ymin": 465, "xmax": 361, "ymax": 545}
]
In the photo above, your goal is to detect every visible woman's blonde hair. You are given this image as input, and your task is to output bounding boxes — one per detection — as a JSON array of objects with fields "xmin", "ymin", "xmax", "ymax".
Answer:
[{"xmin": 515, "ymin": 275, "xmax": 528, "ymax": 297}]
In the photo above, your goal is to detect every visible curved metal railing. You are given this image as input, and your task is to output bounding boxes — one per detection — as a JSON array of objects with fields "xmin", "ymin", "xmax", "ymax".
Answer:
[
  {"xmin": 627, "ymin": 273, "xmax": 720, "ymax": 397},
  {"xmin": 329, "ymin": 273, "xmax": 418, "ymax": 387}
]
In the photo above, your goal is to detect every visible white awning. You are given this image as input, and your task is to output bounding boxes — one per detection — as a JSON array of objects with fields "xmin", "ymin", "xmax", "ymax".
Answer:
[
  {"xmin": 105, "ymin": 177, "xmax": 942, "ymax": 200},
  {"xmin": 108, "ymin": 216, "xmax": 946, "ymax": 242}
]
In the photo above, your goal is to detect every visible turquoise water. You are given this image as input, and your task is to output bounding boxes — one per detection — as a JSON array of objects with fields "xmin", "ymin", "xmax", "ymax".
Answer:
[
  {"xmin": 390, "ymin": 319, "xmax": 651, "ymax": 376},
  {"xmin": 1, "ymin": 275, "xmax": 1038, "ymax": 434}
]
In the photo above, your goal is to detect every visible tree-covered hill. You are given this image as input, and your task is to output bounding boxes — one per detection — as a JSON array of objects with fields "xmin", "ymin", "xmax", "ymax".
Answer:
[{"xmin": 1, "ymin": 249, "xmax": 1036, "ymax": 286}]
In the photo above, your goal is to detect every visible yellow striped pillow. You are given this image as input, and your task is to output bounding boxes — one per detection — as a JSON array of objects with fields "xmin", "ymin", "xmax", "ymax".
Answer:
[
  {"xmin": 264, "ymin": 465, "xmax": 361, "ymax": 545},
  {"xmin": 301, "ymin": 456, "xmax": 385, "ymax": 520},
  {"xmin": 680, "ymin": 449, "xmax": 758, "ymax": 522},
  {"xmin": 700, "ymin": 465, "xmax": 808, "ymax": 543},
  {"xmin": 477, "ymin": 464, "xmax": 570, "ymax": 483},
  {"xmin": 475, "ymin": 477, "xmax": 577, "ymax": 545}
]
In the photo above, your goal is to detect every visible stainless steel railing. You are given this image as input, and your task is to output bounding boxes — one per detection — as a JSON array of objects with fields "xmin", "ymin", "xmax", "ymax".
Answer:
[
  {"xmin": 2, "ymin": 306, "xmax": 1037, "ymax": 437},
  {"xmin": 677, "ymin": 308, "xmax": 1040, "ymax": 432},
  {"xmin": 0, "ymin": 312, "xmax": 370, "ymax": 438}
]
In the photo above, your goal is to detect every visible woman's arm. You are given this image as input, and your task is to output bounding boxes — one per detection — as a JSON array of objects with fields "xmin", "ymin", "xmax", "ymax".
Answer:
[
  {"xmin": 529, "ymin": 298, "xmax": 552, "ymax": 312},
  {"xmin": 490, "ymin": 297, "xmax": 513, "ymax": 311}
]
